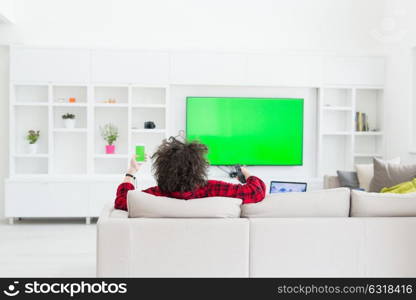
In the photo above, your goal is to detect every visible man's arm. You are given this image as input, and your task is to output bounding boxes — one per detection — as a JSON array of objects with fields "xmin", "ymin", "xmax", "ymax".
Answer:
[
  {"xmin": 207, "ymin": 167, "xmax": 266, "ymax": 204},
  {"xmin": 114, "ymin": 182, "xmax": 135, "ymax": 211},
  {"xmin": 114, "ymin": 155, "xmax": 144, "ymax": 211}
]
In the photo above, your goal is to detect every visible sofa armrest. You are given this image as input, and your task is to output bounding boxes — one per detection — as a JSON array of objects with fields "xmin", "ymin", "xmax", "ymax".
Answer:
[{"xmin": 98, "ymin": 203, "xmax": 128, "ymax": 221}]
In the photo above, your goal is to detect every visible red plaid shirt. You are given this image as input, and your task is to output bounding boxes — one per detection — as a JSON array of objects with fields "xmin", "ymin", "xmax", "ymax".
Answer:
[{"xmin": 114, "ymin": 176, "xmax": 266, "ymax": 211}]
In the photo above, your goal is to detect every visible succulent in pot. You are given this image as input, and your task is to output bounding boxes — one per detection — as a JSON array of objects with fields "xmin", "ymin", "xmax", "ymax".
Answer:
[
  {"xmin": 26, "ymin": 130, "xmax": 40, "ymax": 154},
  {"xmin": 62, "ymin": 113, "xmax": 76, "ymax": 129}
]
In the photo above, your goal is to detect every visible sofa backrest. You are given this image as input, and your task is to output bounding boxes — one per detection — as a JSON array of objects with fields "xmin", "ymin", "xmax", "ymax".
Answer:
[
  {"xmin": 242, "ymin": 187, "xmax": 350, "ymax": 218},
  {"xmin": 127, "ymin": 191, "xmax": 242, "ymax": 218}
]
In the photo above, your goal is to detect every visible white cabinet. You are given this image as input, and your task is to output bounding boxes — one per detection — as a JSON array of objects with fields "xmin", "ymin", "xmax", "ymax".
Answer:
[
  {"xmin": 11, "ymin": 48, "xmax": 90, "ymax": 83},
  {"xmin": 49, "ymin": 183, "xmax": 89, "ymax": 217},
  {"xmin": 245, "ymin": 54, "xmax": 323, "ymax": 86},
  {"xmin": 91, "ymin": 50, "xmax": 170, "ymax": 84},
  {"xmin": 89, "ymin": 182, "xmax": 119, "ymax": 217},
  {"xmin": 5, "ymin": 180, "xmax": 115, "ymax": 218},
  {"xmin": 323, "ymin": 56, "xmax": 385, "ymax": 86},
  {"xmin": 5, "ymin": 182, "xmax": 49, "ymax": 217},
  {"xmin": 170, "ymin": 52, "xmax": 246, "ymax": 85}
]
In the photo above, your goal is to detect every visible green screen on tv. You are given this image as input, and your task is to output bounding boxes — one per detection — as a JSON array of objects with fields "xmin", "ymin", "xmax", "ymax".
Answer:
[{"xmin": 186, "ymin": 97, "xmax": 304, "ymax": 166}]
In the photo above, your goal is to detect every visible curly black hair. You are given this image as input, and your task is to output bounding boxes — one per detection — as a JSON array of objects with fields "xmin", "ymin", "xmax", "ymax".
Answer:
[{"xmin": 151, "ymin": 137, "xmax": 209, "ymax": 193}]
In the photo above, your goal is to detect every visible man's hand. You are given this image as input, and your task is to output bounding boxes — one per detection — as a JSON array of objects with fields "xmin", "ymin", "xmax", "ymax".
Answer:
[
  {"xmin": 127, "ymin": 155, "xmax": 145, "ymax": 174},
  {"xmin": 240, "ymin": 166, "xmax": 251, "ymax": 179}
]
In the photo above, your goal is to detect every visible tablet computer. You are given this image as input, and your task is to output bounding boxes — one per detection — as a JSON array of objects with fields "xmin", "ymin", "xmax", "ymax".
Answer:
[{"xmin": 270, "ymin": 181, "xmax": 307, "ymax": 194}]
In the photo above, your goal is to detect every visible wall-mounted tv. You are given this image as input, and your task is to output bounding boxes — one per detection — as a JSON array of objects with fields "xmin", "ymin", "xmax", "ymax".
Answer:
[{"xmin": 186, "ymin": 97, "xmax": 304, "ymax": 166}]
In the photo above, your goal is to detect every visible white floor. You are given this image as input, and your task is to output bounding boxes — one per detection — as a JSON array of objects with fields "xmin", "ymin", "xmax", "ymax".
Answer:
[{"xmin": 0, "ymin": 219, "xmax": 96, "ymax": 277}]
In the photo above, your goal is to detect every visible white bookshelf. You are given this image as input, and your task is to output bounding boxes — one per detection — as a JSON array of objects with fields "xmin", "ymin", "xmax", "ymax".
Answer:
[
  {"xmin": 317, "ymin": 87, "xmax": 384, "ymax": 176},
  {"xmin": 10, "ymin": 83, "xmax": 168, "ymax": 177}
]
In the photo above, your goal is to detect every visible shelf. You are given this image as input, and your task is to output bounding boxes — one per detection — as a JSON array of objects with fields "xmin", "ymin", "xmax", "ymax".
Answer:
[
  {"xmin": 14, "ymin": 102, "xmax": 49, "ymax": 106},
  {"xmin": 94, "ymin": 86, "xmax": 128, "ymax": 106},
  {"xmin": 132, "ymin": 87, "xmax": 166, "ymax": 106},
  {"xmin": 10, "ymin": 82, "xmax": 167, "ymax": 176},
  {"xmin": 95, "ymin": 103, "xmax": 129, "ymax": 108},
  {"xmin": 15, "ymin": 102, "xmax": 88, "ymax": 107},
  {"xmin": 322, "ymin": 88, "xmax": 353, "ymax": 107},
  {"xmin": 321, "ymin": 85, "xmax": 384, "ymax": 90},
  {"xmin": 54, "ymin": 106, "xmax": 87, "ymax": 129},
  {"xmin": 15, "ymin": 85, "xmax": 49, "ymax": 104},
  {"xmin": 14, "ymin": 154, "xmax": 49, "ymax": 158},
  {"xmin": 53, "ymin": 103, "xmax": 87, "ymax": 107},
  {"xmin": 94, "ymin": 154, "xmax": 129, "ymax": 159},
  {"xmin": 322, "ymin": 132, "xmax": 383, "ymax": 136},
  {"xmin": 53, "ymin": 128, "xmax": 87, "ymax": 133},
  {"xmin": 353, "ymin": 153, "xmax": 382, "ymax": 157},
  {"xmin": 132, "ymin": 104, "xmax": 166, "ymax": 108},
  {"xmin": 322, "ymin": 106, "xmax": 352, "ymax": 111},
  {"xmin": 322, "ymin": 132, "xmax": 351, "ymax": 136},
  {"xmin": 131, "ymin": 106, "xmax": 166, "ymax": 130},
  {"xmin": 354, "ymin": 131, "xmax": 383, "ymax": 136},
  {"xmin": 53, "ymin": 85, "xmax": 87, "ymax": 104},
  {"xmin": 53, "ymin": 132, "xmax": 87, "ymax": 174},
  {"xmin": 131, "ymin": 129, "xmax": 166, "ymax": 134}
]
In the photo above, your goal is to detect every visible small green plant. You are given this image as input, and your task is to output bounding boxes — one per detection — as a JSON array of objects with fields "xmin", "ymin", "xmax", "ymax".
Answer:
[
  {"xmin": 100, "ymin": 123, "xmax": 119, "ymax": 145},
  {"xmin": 62, "ymin": 113, "xmax": 75, "ymax": 119},
  {"xmin": 26, "ymin": 130, "xmax": 40, "ymax": 144}
]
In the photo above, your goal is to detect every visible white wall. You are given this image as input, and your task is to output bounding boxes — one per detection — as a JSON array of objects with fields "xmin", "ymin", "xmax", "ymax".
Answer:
[
  {"xmin": 0, "ymin": 0, "xmax": 383, "ymax": 52},
  {"xmin": 0, "ymin": 45, "xmax": 9, "ymax": 219},
  {"xmin": 377, "ymin": 0, "xmax": 416, "ymax": 163}
]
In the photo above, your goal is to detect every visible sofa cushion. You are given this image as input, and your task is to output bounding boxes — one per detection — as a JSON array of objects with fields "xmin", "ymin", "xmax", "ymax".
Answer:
[
  {"xmin": 337, "ymin": 170, "xmax": 359, "ymax": 189},
  {"xmin": 369, "ymin": 157, "xmax": 416, "ymax": 192},
  {"xmin": 356, "ymin": 157, "xmax": 400, "ymax": 191},
  {"xmin": 351, "ymin": 189, "xmax": 416, "ymax": 217},
  {"xmin": 127, "ymin": 191, "xmax": 242, "ymax": 218},
  {"xmin": 355, "ymin": 164, "xmax": 373, "ymax": 191},
  {"xmin": 241, "ymin": 188, "xmax": 350, "ymax": 217}
]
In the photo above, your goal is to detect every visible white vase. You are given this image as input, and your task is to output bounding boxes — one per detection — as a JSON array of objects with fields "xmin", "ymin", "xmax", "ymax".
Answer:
[
  {"xmin": 28, "ymin": 143, "xmax": 38, "ymax": 154},
  {"xmin": 64, "ymin": 119, "xmax": 76, "ymax": 129}
]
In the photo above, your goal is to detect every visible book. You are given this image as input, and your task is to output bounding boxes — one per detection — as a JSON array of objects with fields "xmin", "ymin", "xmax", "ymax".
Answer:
[{"xmin": 355, "ymin": 111, "xmax": 369, "ymax": 132}]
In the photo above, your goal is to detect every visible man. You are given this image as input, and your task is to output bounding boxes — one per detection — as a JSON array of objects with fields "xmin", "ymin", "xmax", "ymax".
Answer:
[{"xmin": 115, "ymin": 137, "xmax": 266, "ymax": 211}]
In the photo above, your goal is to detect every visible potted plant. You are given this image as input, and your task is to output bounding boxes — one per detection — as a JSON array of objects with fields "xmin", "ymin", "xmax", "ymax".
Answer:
[
  {"xmin": 26, "ymin": 130, "xmax": 40, "ymax": 154},
  {"xmin": 100, "ymin": 123, "xmax": 119, "ymax": 154},
  {"xmin": 62, "ymin": 113, "xmax": 76, "ymax": 129}
]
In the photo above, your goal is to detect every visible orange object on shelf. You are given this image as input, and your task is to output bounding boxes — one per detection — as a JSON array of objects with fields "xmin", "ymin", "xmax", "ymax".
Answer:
[{"xmin": 69, "ymin": 97, "xmax": 76, "ymax": 103}]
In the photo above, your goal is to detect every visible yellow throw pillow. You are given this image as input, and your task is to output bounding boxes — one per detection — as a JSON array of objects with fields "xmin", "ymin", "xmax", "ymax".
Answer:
[{"xmin": 381, "ymin": 178, "xmax": 416, "ymax": 194}]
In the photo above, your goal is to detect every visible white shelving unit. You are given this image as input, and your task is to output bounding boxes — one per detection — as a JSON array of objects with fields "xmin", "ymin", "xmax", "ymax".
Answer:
[
  {"xmin": 6, "ymin": 46, "xmax": 386, "ymax": 223},
  {"xmin": 10, "ymin": 84, "xmax": 168, "ymax": 177},
  {"xmin": 317, "ymin": 87, "xmax": 384, "ymax": 175}
]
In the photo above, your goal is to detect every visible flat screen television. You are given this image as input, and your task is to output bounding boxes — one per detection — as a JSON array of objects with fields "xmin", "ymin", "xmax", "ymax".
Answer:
[{"xmin": 186, "ymin": 97, "xmax": 304, "ymax": 166}]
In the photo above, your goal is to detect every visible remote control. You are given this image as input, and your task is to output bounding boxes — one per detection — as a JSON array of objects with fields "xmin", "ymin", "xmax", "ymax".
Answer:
[{"xmin": 235, "ymin": 165, "xmax": 247, "ymax": 184}]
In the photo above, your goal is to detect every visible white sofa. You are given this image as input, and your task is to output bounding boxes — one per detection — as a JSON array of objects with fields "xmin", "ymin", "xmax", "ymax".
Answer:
[{"xmin": 97, "ymin": 188, "xmax": 416, "ymax": 277}]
